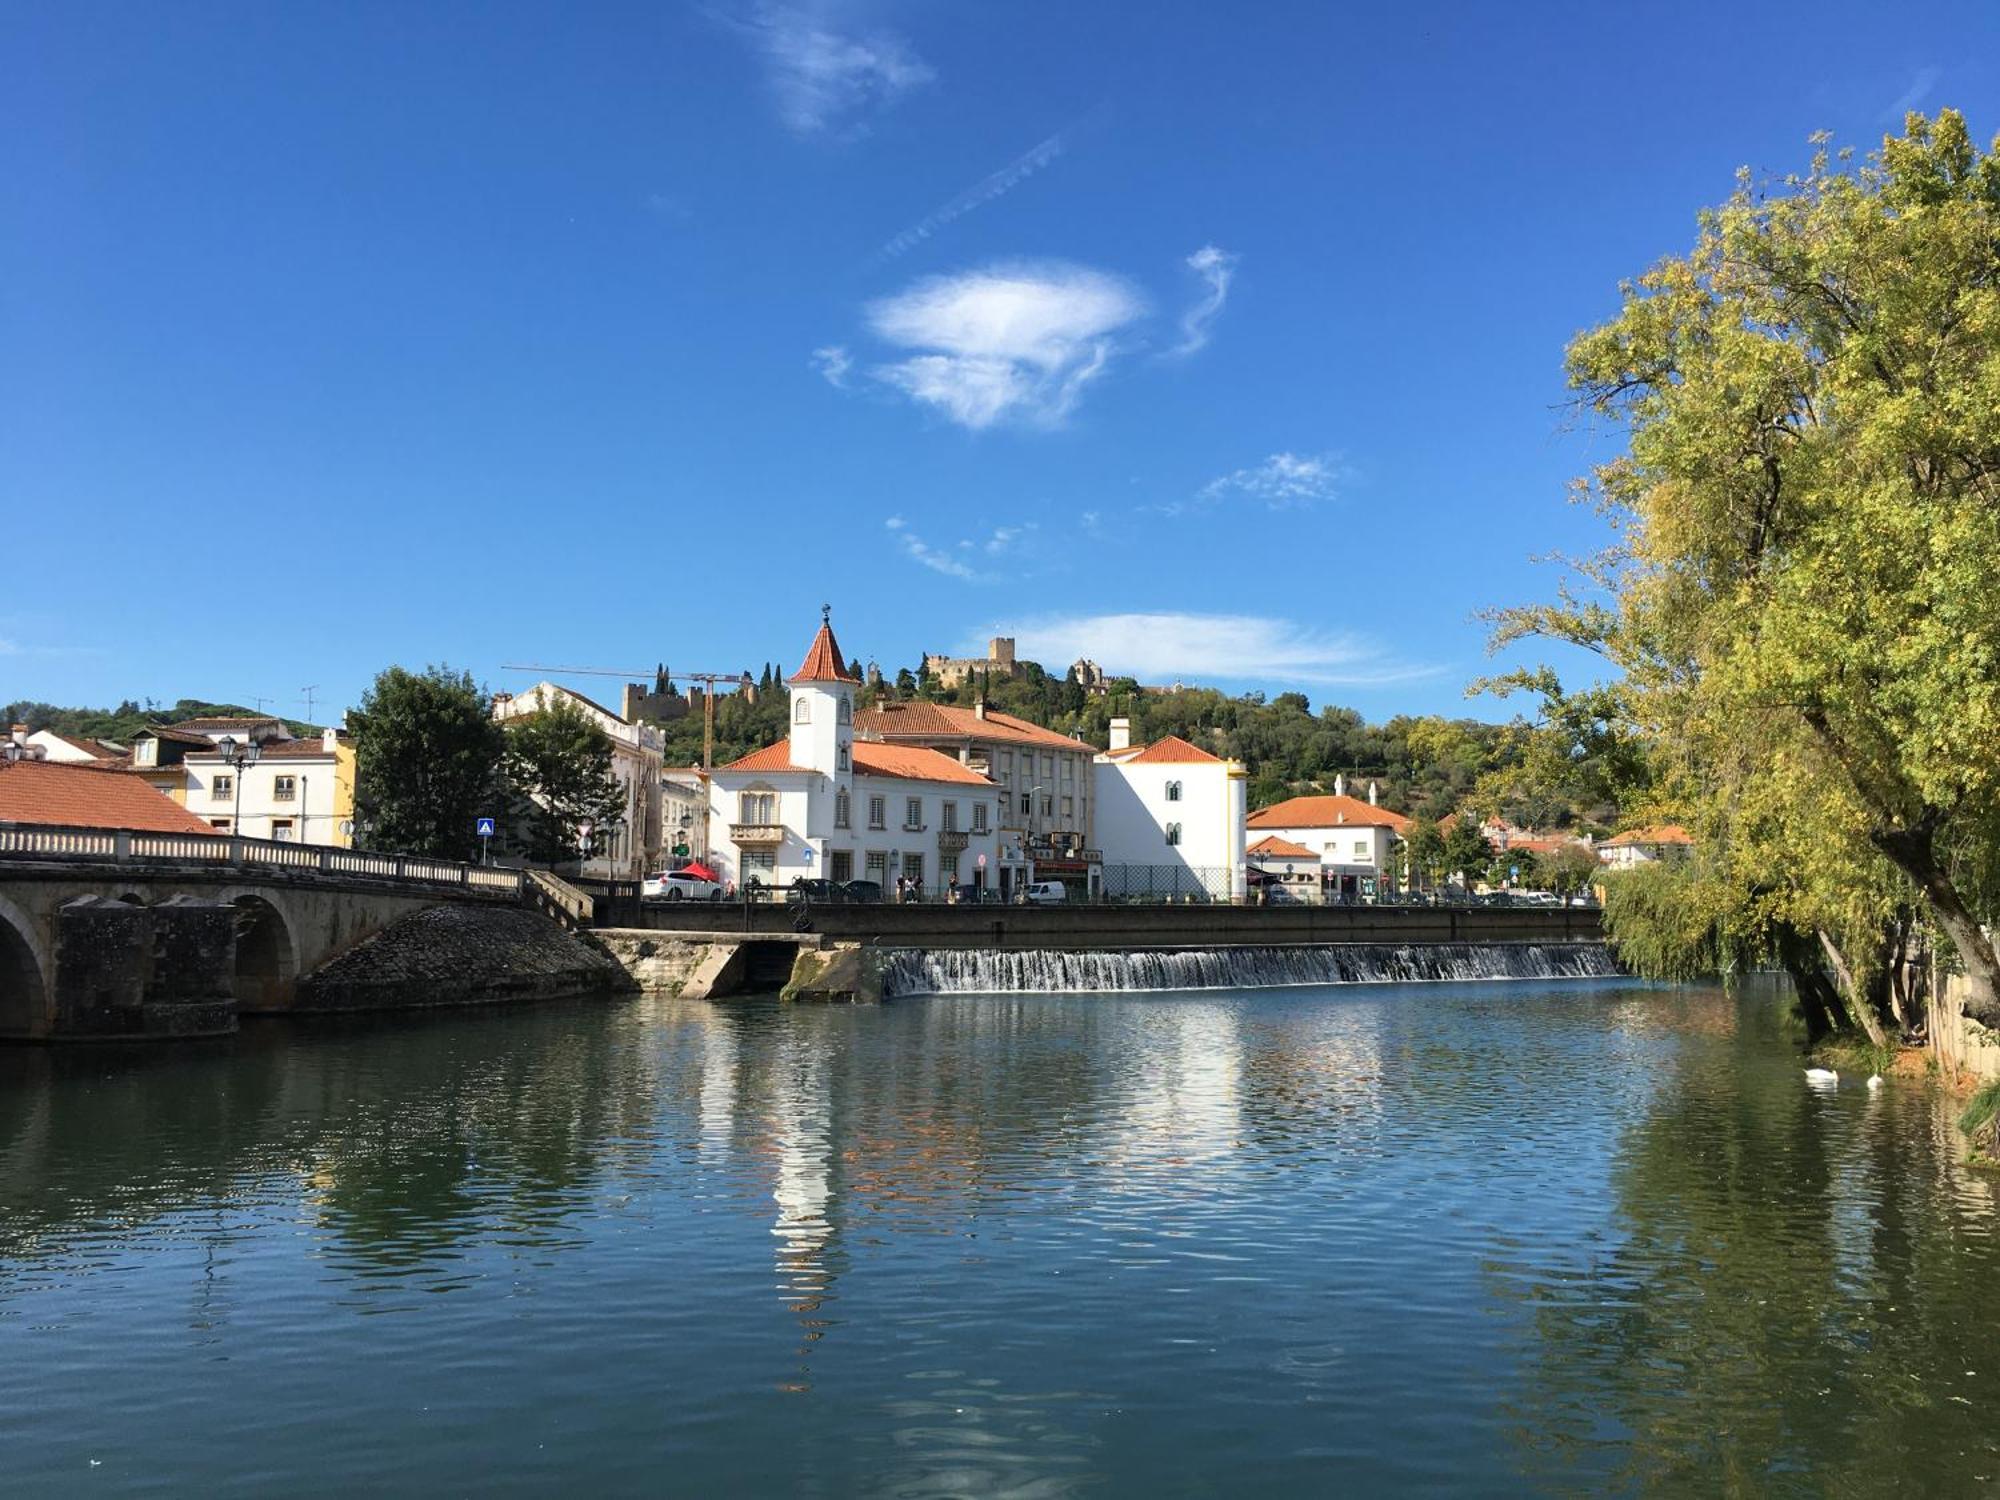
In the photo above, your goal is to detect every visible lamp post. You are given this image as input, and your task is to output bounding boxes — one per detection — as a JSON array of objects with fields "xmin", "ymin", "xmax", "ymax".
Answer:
[{"xmin": 215, "ymin": 734, "xmax": 262, "ymax": 838}]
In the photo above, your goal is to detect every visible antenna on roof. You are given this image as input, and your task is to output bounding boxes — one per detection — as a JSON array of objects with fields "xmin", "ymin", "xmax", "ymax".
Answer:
[
  {"xmin": 248, "ymin": 695, "xmax": 275, "ymax": 714},
  {"xmin": 301, "ymin": 685, "xmax": 319, "ymax": 722}
]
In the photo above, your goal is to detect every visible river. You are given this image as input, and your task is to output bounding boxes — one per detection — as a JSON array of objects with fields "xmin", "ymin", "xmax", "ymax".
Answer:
[{"xmin": 2, "ymin": 978, "xmax": 1997, "ymax": 1495}]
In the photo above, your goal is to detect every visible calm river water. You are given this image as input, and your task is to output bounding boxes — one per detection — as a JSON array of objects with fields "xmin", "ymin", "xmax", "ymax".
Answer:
[{"xmin": 4, "ymin": 979, "xmax": 1999, "ymax": 1496}]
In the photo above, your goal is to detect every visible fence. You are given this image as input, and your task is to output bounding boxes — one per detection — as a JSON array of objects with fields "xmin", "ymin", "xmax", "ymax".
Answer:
[{"xmin": 0, "ymin": 823, "xmax": 525, "ymax": 896}]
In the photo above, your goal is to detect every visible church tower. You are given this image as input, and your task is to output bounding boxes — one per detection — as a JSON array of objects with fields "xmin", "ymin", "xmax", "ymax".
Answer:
[{"xmin": 787, "ymin": 606, "xmax": 857, "ymax": 783}]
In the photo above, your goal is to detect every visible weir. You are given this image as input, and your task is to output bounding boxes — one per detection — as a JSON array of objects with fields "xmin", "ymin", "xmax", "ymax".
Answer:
[{"xmin": 879, "ymin": 942, "xmax": 1620, "ymax": 997}]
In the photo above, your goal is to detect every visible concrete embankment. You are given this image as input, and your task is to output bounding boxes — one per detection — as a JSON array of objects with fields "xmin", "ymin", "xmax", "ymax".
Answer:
[
  {"xmin": 296, "ymin": 906, "xmax": 633, "ymax": 1012},
  {"xmin": 593, "ymin": 930, "xmax": 822, "ymax": 999}
]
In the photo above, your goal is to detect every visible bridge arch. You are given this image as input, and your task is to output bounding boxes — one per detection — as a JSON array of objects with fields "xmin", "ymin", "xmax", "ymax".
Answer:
[
  {"xmin": 0, "ymin": 896, "xmax": 51, "ymax": 1038},
  {"xmin": 225, "ymin": 893, "xmax": 299, "ymax": 1013}
]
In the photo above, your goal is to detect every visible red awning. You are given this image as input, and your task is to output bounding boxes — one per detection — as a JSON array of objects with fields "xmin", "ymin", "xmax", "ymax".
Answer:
[{"xmin": 681, "ymin": 861, "xmax": 718, "ymax": 881}]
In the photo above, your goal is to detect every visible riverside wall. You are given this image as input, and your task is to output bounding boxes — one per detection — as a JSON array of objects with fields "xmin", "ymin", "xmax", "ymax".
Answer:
[
  {"xmin": 627, "ymin": 902, "xmax": 1603, "ymax": 950},
  {"xmin": 1933, "ymin": 973, "xmax": 2000, "ymax": 1086}
]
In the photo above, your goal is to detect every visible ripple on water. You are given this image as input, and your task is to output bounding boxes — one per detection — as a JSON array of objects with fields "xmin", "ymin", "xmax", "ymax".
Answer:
[{"xmin": 2, "ymin": 981, "xmax": 1999, "ymax": 1496}]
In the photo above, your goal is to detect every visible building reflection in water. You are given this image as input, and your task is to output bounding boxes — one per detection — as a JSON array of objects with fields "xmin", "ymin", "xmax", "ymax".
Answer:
[{"xmin": 766, "ymin": 1030, "xmax": 840, "ymax": 1391}]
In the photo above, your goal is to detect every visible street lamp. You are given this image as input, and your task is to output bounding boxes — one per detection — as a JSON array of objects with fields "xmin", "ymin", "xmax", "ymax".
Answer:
[
  {"xmin": 578, "ymin": 818, "xmax": 595, "ymax": 872},
  {"xmin": 215, "ymin": 734, "xmax": 262, "ymax": 837}
]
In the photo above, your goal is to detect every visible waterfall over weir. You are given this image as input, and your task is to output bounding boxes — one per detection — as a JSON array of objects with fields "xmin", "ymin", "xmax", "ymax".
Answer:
[{"xmin": 879, "ymin": 942, "xmax": 1620, "ymax": 997}]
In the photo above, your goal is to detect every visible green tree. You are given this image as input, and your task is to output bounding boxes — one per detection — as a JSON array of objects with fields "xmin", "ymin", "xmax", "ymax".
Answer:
[
  {"xmin": 501, "ymin": 695, "xmax": 628, "ymax": 863},
  {"xmin": 1442, "ymin": 821, "xmax": 1493, "ymax": 886},
  {"xmin": 1404, "ymin": 815, "xmax": 1447, "ymax": 887},
  {"xmin": 350, "ymin": 666, "xmax": 504, "ymax": 859},
  {"xmin": 1495, "ymin": 110, "xmax": 2000, "ymax": 1025}
]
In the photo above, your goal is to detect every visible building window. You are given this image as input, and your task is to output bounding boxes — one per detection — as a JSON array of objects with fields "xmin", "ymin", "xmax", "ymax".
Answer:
[
  {"xmin": 835, "ymin": 790, "xmax": 850, "ymax": 829},
  {"xmin": 1041, "ymin": 795, "xmax": 1052, "ymax": 818},
  {"xmin": 209, "ymin": 818, "xmax": 230, "ymax": 830},
  {"xmin": 1166, "ymin": 780, "xmax": 1182, "ymax": 802},
  {"xmin": 837, "ymin": 743, "xmax": 850, "ymax": 771},
  {"xmin": 742, "ymin": 849, "xmax": 776, "ymax": 881},
  {"xmin": 904, "ymin": 796, "xmax": 923, "ymax": 831},
  {"xmin": 901, "ymin": 853, "xmax": 924, "ymax": 885},
  {"xmin": 1061, "ymin": 795, "xmax": 1074, "ymax": 819},
  {"xmin": 942, "ymin": 801, "xmax": 958, "ymax": 832},
  {"xmin": 795, "ymin": 699, "xmax": 810, "ymax": 723},
  {"xmin": 1165, "ymin": 822, "xmax": 1182, "ymax": 847},
  {"xmin": 973, "ymin": 802, "xmax": 989, "ymax": 834},
  {"xmin": 271, "ymin": 819, "xmax": 295, "ymax": 841},
  {"xmin": 273, "ymin": 775, "xmax": 297, "ymax": 802},
  {"xmin": 1040, "ymin": 755, "xmax": 1052, "ymax": 778},
  {"xmin": 137, "ymin": 741, "xmax": 157, "ymax": 767},
  {"xmin": 943, "ymin": 857, "xmax": 959, "ymax": 886},
  {"xmin": 869, "ymin": 795, "xmax": 886, "ymax": 829},
  {"xmin": 739, "ymin": 791, "xmax": 775, "ymax": 823},
  {"xmin": 211, "ymin": 775, "xmax": 234, "ymax": 801},
  {"xmin": 837, "ymin": 697, "xmax": 851, "ymax": 724},
  {"xmin": 865, "ymin": 850, "xmax": 887, "ymax": 879},
  {"xmin": 1354, "ymin": 839, "xmax": 1370, "ymax": 859}
]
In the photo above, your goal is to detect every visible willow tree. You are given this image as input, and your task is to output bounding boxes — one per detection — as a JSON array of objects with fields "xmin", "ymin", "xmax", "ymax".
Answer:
[{"xmin": 1498, "ymin": 110, "xmax": 2000, "ymax": 1025}]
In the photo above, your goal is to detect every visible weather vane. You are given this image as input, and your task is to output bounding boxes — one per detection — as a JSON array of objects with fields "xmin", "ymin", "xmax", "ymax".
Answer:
[{"xmin": 821, "ymin": 602, "xmax": 831, "ymax": 624}]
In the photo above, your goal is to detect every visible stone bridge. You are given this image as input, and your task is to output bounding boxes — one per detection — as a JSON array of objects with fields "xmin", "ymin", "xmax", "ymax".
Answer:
[{"xmin": 0, "ymin": 825, "xmax": 533, "ymax": 1041}]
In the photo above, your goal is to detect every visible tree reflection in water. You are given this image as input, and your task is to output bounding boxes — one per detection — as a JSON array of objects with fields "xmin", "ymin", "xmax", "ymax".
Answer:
[{"xmin": 1502, "ymin": 985, "xmax": 2000, "ymax": 1494}]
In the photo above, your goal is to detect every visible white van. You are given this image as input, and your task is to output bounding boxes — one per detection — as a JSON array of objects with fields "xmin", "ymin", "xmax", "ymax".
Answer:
[{"xmin": 1022, "ymin": 881, "xmax": 1068, "ymax": 904}]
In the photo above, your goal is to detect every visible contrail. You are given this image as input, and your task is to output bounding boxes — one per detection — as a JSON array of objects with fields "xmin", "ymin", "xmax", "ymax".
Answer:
[{"xmin": 873, "ymin": 127, "xmax": 1072, "ymax": 263}]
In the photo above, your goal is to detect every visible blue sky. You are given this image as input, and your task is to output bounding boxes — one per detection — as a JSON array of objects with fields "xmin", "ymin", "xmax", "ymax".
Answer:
[{"xmin": 5, "ymin": 2, "xmax": 1993, "ymax": 724}]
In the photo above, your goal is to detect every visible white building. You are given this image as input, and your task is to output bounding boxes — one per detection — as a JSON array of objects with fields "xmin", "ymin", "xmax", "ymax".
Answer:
[
  {"xmin": 180, "ymin": 725, "xmax": 356, "ymax": 845},
  {"xmin": 1246, "ymin": 835, "xmax": 1322, "ymax": 900},
  {"xmin": 1244, "ymin": 777, "xmax": 1410, "ymax": 900},
  {"xmin": 854, "ymin": 698, "xmax": 1098, "ymax": 898},
  {"xmin": 704, "ymin": 614, "xmax": 1004, "ymax": 895},
  {"xmin": 492, "ymin": 683, "xmax": 665, "ymax": 880},
  {"xmin": 23, "ymin": 729, "xmax": 124, "ymax": 763},
  {"xmin": 662, "ymin": 768, "xmax": 708, "ymax": 865},
  {"xmin": 1598, "ymin": 824, "xmax": 1693, "ymax": 870},
  {"xmin": 1093, "ymin": 718, "xmax": 1247, "ymax": 901}
]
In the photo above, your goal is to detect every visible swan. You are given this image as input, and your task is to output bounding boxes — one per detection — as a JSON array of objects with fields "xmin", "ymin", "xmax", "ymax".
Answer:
[
  {"xmin": 1867, "ymin": 1074, "xmax": 1885, "ymax": 1090},
  {"xmin": 1805, "ymin": 1067, "xmax": 1839, "ymax": 1087}
]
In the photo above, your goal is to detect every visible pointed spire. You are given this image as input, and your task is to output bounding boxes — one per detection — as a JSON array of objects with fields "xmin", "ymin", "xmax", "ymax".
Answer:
[{"xmin": 789, "ymin": 610, "xmax": 859, "ymax": 684}]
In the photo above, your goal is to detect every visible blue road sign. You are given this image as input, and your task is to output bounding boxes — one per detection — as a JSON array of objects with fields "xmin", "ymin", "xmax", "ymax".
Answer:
[{"xmin": 476, "ymin": 817, "xmax": 497, "ymax": 838}]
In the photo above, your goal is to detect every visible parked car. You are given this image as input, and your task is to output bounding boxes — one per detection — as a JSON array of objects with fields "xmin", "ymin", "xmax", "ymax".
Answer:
[
  {"xmin": 646, "ymin": 869, "xmax": 722, "ymax": 901},
  {"xmin": 786, "ymin": 878, "xmax": 847, "ymax": 905},
  {"xmin": 841, "ymin": 879, "xmax": 883, "ymax": 904},
  {"xmin": 1021, "ymin": 881, "xmax": 1068, "ymax": 904}
]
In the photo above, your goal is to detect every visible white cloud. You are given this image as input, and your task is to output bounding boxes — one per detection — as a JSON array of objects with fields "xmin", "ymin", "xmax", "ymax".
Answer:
[
  {"xmin": 865, "ymin": 261, "xmax": 1144, "ymax": 428},
  {"xmin": 884, "ymin": 518, "xmax": 1037, "ymax": 580},
  {"xmin": 737, "ymin": 3, "xmax": 933, "ymax": 137},
  {"xmin": 876, "ymin": 128, "xmax": 1070, "ymax": 261},
  {"xmin": 885, "ymin": 516, "xmax": 977, "ymax": 579},
  {"xmin": 972, "ymin": 612, "xmax": 1438, "ymax": 687},
  {"xmin": 1170, "ymin": 245, "xmax": 1236, "ymax": 355},
  {"xmin": 811, "ymin": 344, "xmax": 853, "ymax": 387},
  {"xmin": 1200, "ymin": 451, "xmax": 1344, "ymax": 508},
  {"xmin": 1884, "ymin": 65, "xmax": 1941, "ymax": 121}
]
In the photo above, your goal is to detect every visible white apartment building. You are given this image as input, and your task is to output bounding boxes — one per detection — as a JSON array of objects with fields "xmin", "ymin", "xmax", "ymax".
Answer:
[
  {"xmin": 854, "ymin": 698, "xmax": 1097, "ymax": 898},
  {"xmin": 1093, "ymin": 718, "xmax": 1247, "ymax": 901},
  {"xmin": 179, "ymin": 724, "xmax": 357, "ymax": 846},
  {"xmin": 1244, "ymin": 776, "xmax": 1410, "ymax": 899},
  {"xmin": 492, "ymin": 683, "xmax": 665, "ymax": 879},
  {"xmin": 705, "ymin": 615, "xmax": 1004, "ymax": 895},
  {"xmin": 1597, "ymin": 824, "xmax": 1693, "ymax": 870},
  {"xmin": 662, "ymin": 769, "xmax": 708, "ymax": 864}
]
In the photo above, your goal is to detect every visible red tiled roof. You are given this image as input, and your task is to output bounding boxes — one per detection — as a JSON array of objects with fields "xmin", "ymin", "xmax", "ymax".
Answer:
[
  {"xmin": 789, "ymin": 620, "xmax": 860, "ymax": 684},
  {"xmin": 0, "ymin": 760, "xmax": 219, "ymax": 835},
  {"xmin": 856, "ymin": 701, "xmax": 1095, "ymax": 753},
  {"xmin": 167, "ymin": 717, "xmax": 288, "ymax": 734},
  {"xmin": 718, "ymin": 739, "xmax": 994, "ymax": 785},
  {"xmin": 133, "ymin": 725, "xmax": 216, "ymax": 748},
  {"xmin": 1248, "ymin": 794, "xmax": 1411, "ymax": 833},
  {"xmin": 1603, "ymin": 824, "xmax": 1693, "ymax": 848},
  {"xmin": 1248, "ymin": 835, "xmax": 1317, "ymax": 859},
  {"xmin": 1120, "ymin": 734, "xmax": 1222, "ymax": 765}
]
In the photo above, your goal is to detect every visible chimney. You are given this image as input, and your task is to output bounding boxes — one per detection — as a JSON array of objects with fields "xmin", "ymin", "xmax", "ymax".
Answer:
[
  {"xmin": 9, "ymin": 724, "xmax": 25, "ymax": 746},
  {"xmin": 322, "ymin": 727, "xmax": 339, "ymax": 752},
  {"xmin": 1368, "ymin": 780, "xmax": 1379, "ymax": 806},
  {"xmin": 975, "ymin": 698, "xmax": 988, "ymax": 721},
  {"xmin": 1334, "ymin": 773, "xmax": 1346, "ymax": 798},
  {"xmin": 1109, "ymin": 717, "xmax": 1131, "ymax": 752}
]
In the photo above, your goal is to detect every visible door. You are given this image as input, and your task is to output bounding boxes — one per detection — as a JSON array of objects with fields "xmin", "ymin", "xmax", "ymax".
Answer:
[{"xmin": 829, "ymin": 850, "xmax": 853, "ymax": 883}]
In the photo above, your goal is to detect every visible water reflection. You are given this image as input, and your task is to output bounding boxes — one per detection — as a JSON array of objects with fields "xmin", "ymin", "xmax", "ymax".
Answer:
[{"xmin": 5, "ymin": 982, "xmax": 2000, "ymax": 1496}]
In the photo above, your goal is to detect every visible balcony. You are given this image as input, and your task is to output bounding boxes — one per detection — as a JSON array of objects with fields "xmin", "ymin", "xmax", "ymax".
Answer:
[
  {"xmin": 936, "ymin": 830, "xmax": 969, "ymax": 855},
  {"xmin": 729, "ymin": 823, "xmax": 785, "ymax": 845}
]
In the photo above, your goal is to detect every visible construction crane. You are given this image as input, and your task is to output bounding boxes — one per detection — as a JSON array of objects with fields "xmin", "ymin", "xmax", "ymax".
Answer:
[{"xmin": 500, "ymin": 663, "xmax": 746, "ymax": 770}]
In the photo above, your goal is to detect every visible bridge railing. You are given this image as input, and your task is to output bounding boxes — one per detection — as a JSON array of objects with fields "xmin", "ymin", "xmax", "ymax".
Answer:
[{"xmin": 0, "ymin": 823, "xmax": 526, "ymax": 896}]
